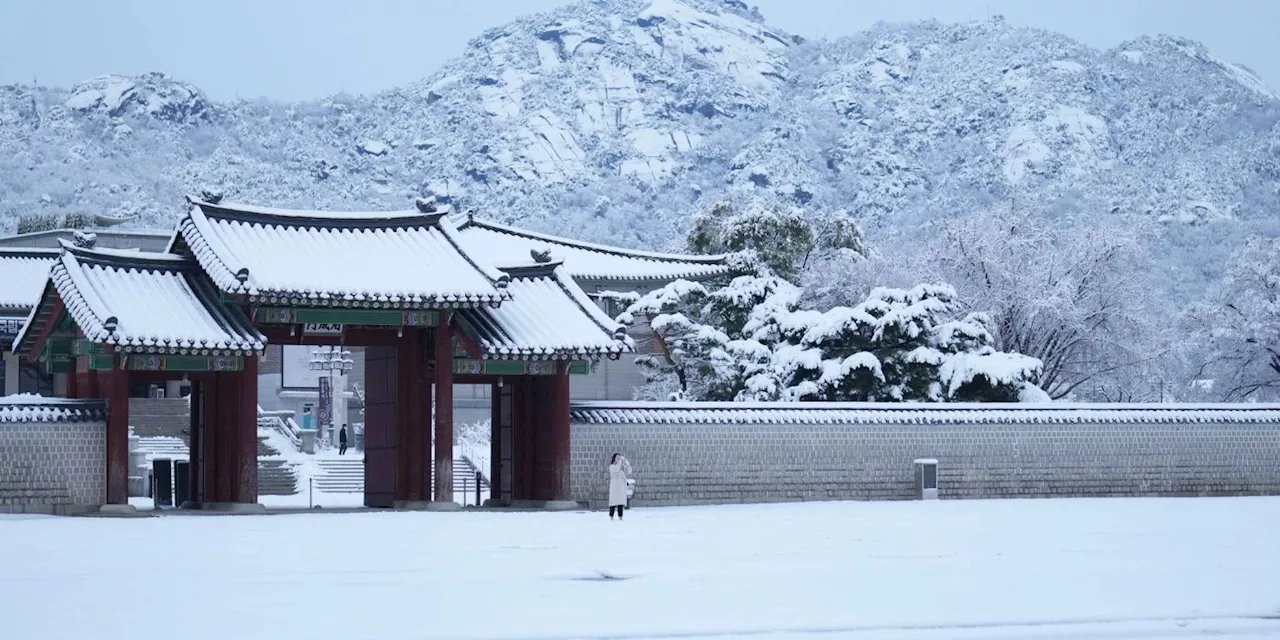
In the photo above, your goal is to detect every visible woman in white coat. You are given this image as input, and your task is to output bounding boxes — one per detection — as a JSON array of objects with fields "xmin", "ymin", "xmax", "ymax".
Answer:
[{"xmin": 607, "ymin": 452, "xmax": 632, "ymax": 520}]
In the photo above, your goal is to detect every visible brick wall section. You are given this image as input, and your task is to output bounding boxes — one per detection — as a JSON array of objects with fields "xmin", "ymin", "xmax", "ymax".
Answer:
[
  {"xmin": 0, "ymin": 407, "xmax": 107, "ymax": 514},
  {"xmin": 569, "ymin": 404, "xmax": 1280, "ymax": 507}
]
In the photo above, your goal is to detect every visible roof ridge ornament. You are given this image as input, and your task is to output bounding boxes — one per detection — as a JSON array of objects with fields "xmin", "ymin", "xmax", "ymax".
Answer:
[
  {"xmin": 200, "ymin": 190, "xmax": 224, "ymax": 205},
  {"xmin": 103, "ymin": 316, "xmax": 118, "ymax": 334},
  {"xmin": 530, "ymin": 248, "xmax": 553, "ymax": 263},
  {"xmin": 235, "ymin": 267, "xmax": 250, "ymax": 284},
  {"xmin": 415, "ymin": 196, "xmax": 438, "ymax": 213},
  {"xmin": 72, "ymin": 230, "xmax": 97, "ymax": 249}
]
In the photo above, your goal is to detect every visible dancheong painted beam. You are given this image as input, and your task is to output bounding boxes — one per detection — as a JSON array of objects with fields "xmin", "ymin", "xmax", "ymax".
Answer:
[
  {"xmin": 252, "ymin": 306, "xmax": 440, "ymax": 327},
  {"xmin": 451, "ymin": 359, "xmax": 592, "ymax": 376}
]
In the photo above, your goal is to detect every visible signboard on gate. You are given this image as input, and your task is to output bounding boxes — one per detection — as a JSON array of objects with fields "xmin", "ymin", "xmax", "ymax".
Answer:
[
  {"xmin": 303, "ymin": 323, "xmax": 343, "ymax": 335},
  {"xmin": 0, "ymin": 317, "xmax": 25, "ymax": 340}
]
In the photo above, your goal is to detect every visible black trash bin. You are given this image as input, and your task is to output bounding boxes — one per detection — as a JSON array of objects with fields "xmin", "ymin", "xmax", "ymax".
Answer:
[
  {"xmin": 152, "ymin": 458, "xmax": 173, "ymax": 507},
  {"xmin": 174, "ymin": 460, "xmax": 190, "ymax": 507}
]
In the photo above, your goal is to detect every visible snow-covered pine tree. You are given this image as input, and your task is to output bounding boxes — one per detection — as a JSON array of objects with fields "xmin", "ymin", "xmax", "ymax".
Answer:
[
  {"xmin": 767, "ymin": 284, "xmax": 1043, "ymax": 402},
  {"xmin": 623, "ymin": 210, "xmax": 1045, "ymax": 402}
]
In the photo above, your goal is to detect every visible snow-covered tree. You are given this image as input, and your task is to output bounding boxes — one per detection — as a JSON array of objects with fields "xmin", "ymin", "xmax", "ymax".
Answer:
[
  {"xmin": 686, "ymin": 195, "xmax": 866, "ymax": 281},
  {"xmin": 1188, "ymin": 236, "xmax": 1280, "ymax": 400},
  {"xmin": 756, "ymin": 284, "xmax": 1042, "ymax": 402},
  {"xmin": 622, "ymin": 264, "xmax": 1044, "ymax": 403},
  {"xmin": 924, "ymin": 204, "xmax": 1157, "ymax": 399}
]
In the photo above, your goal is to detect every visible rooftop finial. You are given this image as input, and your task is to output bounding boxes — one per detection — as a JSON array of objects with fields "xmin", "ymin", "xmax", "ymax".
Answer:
[
  {"xmin": 72, "ymin": 230, "xmax": 97, "ymax": 249},
  {"xmin": 103, "ymin": 316, "xmax": 118, "ymax": 333},
  {"xmin": 530, "ymin": 248, "xmax": 553, "ymax": 263},
  {"xmin": 200, "ymin": 189, "xmax": 224, "ymax": 205},
  {"xmin": 235, "ymin": 267, "xmax": 250, "ymax": 283},
  {"xmin": 415, "ymin": 196, "xmax": 437, "ymax": 213}
]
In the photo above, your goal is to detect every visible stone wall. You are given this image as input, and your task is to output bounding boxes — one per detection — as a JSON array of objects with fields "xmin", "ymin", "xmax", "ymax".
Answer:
[
  {"xmin": 0, "ymin": 399, "xmax": 107, "ymax": 514},
  {"xmin": 569, "ymin": 403, "xmax": 1280, "ymax": 507}
]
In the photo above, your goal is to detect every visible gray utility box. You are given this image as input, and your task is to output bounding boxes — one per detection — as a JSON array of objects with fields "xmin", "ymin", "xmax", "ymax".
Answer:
[{"xmin": 913, "ymin": 458, "xmax": 939, "ymax": 500}]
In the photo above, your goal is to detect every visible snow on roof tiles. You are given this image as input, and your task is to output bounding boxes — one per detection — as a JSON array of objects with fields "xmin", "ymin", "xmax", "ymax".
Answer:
[
  {"xmin": 457, "ymin": 262, "xmax": 633, "ymax": 360},
  {"xmin": 175, "ymin": 198, "xmax": 510, "ymax": 307},
  {"xmin": 570, "ymin": 401, "xmax": 1280, "ymax": 425},
  {"xmin": 35, "ymin": 241, "xmax": 265, "ymax": 353},
  {"xmin": 0, "ymin": 248, "xmax": 59, "ymax": 312},
  {"xmin": 0, "ymin": 395, "xmax": 107, "ymax": 422},
  {"xmin": 455, "ymin": 216, "xmax": 730, "ymax": 282}
]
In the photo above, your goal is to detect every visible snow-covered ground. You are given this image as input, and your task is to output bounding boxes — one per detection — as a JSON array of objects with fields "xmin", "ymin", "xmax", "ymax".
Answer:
[{"xmin": 3, "ymin": 497, "xmax": 1279, "ymax": 640}]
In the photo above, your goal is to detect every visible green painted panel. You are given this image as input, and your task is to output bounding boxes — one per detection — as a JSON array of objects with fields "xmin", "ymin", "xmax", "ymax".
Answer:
[
  {"xmin": 126, "ymin": 354, "xmax": 244, "ymax": 372},
  {"xmin": 72, "ymin": 339, "xmax": 107, "ymax": 356},
  {"xmin": 449, "ymin": 359, "xmax": 593, "ymax": 376},
  {"xmin": 253, "ymin": 306, "xmax": 438, "ymax": 327},
  {"xmin": 87, "ymin": 354, "xmax": 115, "ymax": 371},
  {"xmin": 44, "ymin": 339, "xmax": 72, "ymax": 357},
  {"xmin": 43, "ymin": 357, "xmax": 72, "ymax": 375}
]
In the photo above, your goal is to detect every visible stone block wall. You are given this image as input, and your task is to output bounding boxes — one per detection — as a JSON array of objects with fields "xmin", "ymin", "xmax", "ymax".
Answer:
[
  {"xmin": 569, "ymin": 404, "xmax": 1280, "ymax": 507},
  {"xmin": 0, "ymin": 416, "xmax": 106, "ymax": 514}
]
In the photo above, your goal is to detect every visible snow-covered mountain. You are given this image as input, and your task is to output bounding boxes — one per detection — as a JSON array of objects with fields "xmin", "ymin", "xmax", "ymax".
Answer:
[{"xmin": 1, "ymin": 0, "xmax": 1277, "ymax": 282}]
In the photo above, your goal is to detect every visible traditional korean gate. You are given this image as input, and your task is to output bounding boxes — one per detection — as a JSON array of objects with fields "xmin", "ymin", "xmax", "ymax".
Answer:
[{"xmin": 362, "ymin": 347, "xmax": 397, "ymax": 508}]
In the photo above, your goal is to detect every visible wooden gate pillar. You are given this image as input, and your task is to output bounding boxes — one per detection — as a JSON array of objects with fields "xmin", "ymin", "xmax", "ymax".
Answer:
[
  {"xmin": 104, "ymin": 357, "xmax": 129, "ymax": 505},
  {"xmin": 433, "ymin": 319, "xmax": 454, "ymax": 504},
  {"xmin": 394, "ymin": 328, "xmax": 429, "ymax": 506},
  {"xmin": 231, "ymin": 357, "xmax": 259, "ymax": 505},
  {"xmin": 363, "ymin": 347, "xmax": 397, "ymax": 508},
  {"xmin": 548, "ymin": 361, "xmax": 573, "ymax": 503}
]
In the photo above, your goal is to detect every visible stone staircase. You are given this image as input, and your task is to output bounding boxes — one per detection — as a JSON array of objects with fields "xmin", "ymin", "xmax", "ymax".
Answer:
[
  {"xmin": 307, "ymin": 456, "xmax": 489, "ymax": 498},
  {"xmin": 129, "ymin": 398, "xmax": 190, "ymax": 442},
  {"xmin": 135, "ymin": 436, "xmax": 189, "ymax": 463},
  {"xmin": 313, "ymin": 458, "xmax": 363, "ymax": 493},
  {"xmin": 257, "ymin": 436, "xmax": 299, "ymax": 496}
]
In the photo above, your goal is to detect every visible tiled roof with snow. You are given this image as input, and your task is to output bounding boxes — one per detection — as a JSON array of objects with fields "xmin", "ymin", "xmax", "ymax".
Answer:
[
  {"xmin": 455, "ymin": 216, "xmax": 730, "ymax": 282},
  {"xmin": 456, "ymin": 262, "xmax": 633, "ymax": 360},
  {"xmin": 172, "ymin": 197, "xmax": 511, "ymax": 307},
  {"xmin": 0, "ymin": 395, "xmax": 107, "ymax": 422},
  {"xmin": 17, "ymin": 241, "xmax": 265, "ymax": 355},
  {"xmin": 570, "ymin": 401, "xmax": 1280, "ymax": 425},
  {"xmin": 0, "ymin": 248, "xmax": 59, "ymax": 312}
]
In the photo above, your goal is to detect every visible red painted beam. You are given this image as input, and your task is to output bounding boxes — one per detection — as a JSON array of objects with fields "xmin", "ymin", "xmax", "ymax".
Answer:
[
  {"xmin": 433, "ymin": 321, "xmax": 455, "ymax": 503},
  {"xmin": 233, "ymin": 356, "xmax": 259, "ymax": 504},
  {"xmin": 549, "ymin": 361, "xmax": 572, "ymax": 502},
  {"xmin": 23, "ymin": 297, "xmax": 65, "ymax": 363},
  {"xmin": 105, "ymin": 357, "xmax": 130, "ymax": 505}
]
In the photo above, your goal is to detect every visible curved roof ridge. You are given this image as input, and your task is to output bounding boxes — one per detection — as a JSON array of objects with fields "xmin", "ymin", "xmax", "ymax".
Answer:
[
  {"xmin": 186, "ymin": 195, "xmax": 449, "ymax": 228},
  {"xmin": 459, "ymin": 215, "xmax": 728, "ymax": 264}
]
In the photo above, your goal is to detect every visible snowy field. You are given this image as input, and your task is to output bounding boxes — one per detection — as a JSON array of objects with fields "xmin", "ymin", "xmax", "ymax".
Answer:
[{"xmin": 2, "ymin": 497, "xmax": 1279, "ymax": 640}]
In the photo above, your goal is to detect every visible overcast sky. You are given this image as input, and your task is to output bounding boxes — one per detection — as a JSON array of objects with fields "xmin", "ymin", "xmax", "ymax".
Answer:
[{"xmin": 0, "ymin": 0, "xmax": 1275, "ymax": 102}]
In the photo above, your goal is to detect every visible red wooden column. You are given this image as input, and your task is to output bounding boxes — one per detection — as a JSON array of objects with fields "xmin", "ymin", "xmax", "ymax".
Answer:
[
  {"xmin": 231, "ymin": 357, "xmax": 259, "ymax": 504},
  {"xmin": 395, "ymin": 328, "xmax": 429, "ymax": 505},
  {"xmin": 187, "ymin": 378, "xmax": 204, "ymax": 507},
  {"xmin": 66, "ymin": 360, "xmax": 80, "ymax": 398},
  {"xmin": 433, "ymin": 319, "xmax": 454, "ymax": 504},
  {"xmin": 201, "ymin": 374, "xmax": 222, "ymax": 503},
  {"xmin": 104, "ymin": 356, "xmax": 130, "ymax": 505},
  {"xmin": 548, "ymin": 361, "xmax": 573, "ymax": 503}
]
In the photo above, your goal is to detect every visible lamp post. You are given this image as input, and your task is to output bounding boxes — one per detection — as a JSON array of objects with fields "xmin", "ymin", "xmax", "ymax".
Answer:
[{"xmin": 309, "ymin": 346, "xmax": 354, "ymax": 449}]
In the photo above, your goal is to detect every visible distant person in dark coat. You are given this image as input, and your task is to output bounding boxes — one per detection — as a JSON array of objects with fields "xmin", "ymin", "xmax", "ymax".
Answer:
[{"xmin": 339, "ymin": 424, "xmax": 349, "ymax": 455}]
